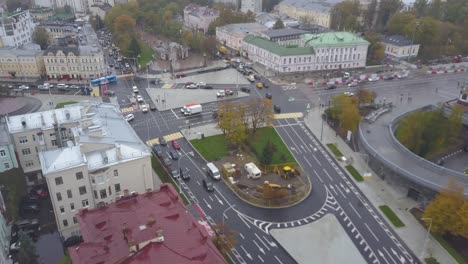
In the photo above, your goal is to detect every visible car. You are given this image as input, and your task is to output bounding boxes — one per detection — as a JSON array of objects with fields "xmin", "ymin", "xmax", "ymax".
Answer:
[
  {"xmin": 14, "ymin": 219, "xmax": 40, "ymax": 232},
  {"xmin": 343, "ymin": 72, "xmax": 351, "ymax": 78},
  {"xmin": 30, "ymin": 185, "xmax": 48, "ymax": 199},
  {"xmin": 344, "ymin": 92, "xmax": 354, "ymax": 97},
  {"xmin": 21, "ymin": 195, "xmax": 40, "ymax": 206},
  {"xmin": 149, "ymin": 102, "xmax": 157, "ymax": 111},
  {"xmin": 225, "ymin": 89, "xmax": 234, "ymax": 96},
  {"xmin": 125, "ymin": 114, "xmax": 135, "ymax": 122},
  {"xmin": 274, "ymin": 105, "xmax": 281, "ymax": 113},
  {"xmin": 20, "ymin": 202, "xmax": 40, "ymax": 215},
  {"xmin": 256, "ymin": 82, "xmax": 263, "ymax": 89},
  {"xmin": 397, "ymin": 73, "xmax": 408, "ymax": 79},
  {"xmin": 152, "ymin": 144, "xmax": 163, "ymax": 157},
  {"xmin": 240, "ymin": 86, "xmax": 250, "ymax": 93},
  {"xmin": 265, "ymin": 92, "xmax": 272, "ymax": 99},
  {"xmin": 109, "ymin": 64, "xmax": 114, "ymax": 68},
  {"xmin": 262, "ymin": 82, "xmax": 269, "ymax": 88},
  {"xmin": 136, "ymin": 95, "xmax": 144, "ymax": 102},
  {"xmin": 368, "ymin": 76, "xmax": 379, "ymax": 82},
  {"xmin": 57, "ymin": 84, "xmax": 69, "ymax": 90},
  {"xmin": 162, "ymin": 157, "xmax": 172, "ymax": 167},
  {"xmin": 132, "ymin": 86, "xmax": 139, "ymax": 93},
  {"xmin": 159, "ymin": 137, "xmax": 167, "ymax": 146},
  {"xmin": 105, "ymin": 90, "xmax": 115, "ymax": 96},
  {"xmin": 185, "ymin": 83, "xmax": 197, "ymax": 89},
  {"xmin": 347, "ymin": 81, "xmax": 358, "ymax": 87},
  {"xmin": 326, "ymin": 85, "xmax": 337, "ymax": 90},
  {"xmin": 254, "ymin": 74, "xmax": 261, "ymax": 80},
  {"xmin": 125, "ymin": 63, "xmax": 130, "ymax": 68},
  {"xmin": 171, "ymin": 169, "xmax": 180, "ymax": 179},
  {"xmin": 10, "ymin": 241, "xmax": 20, "ymax": 253},
  {"xmin": 172, "ymin": 140, "xmax": 181, "ymax": 150},
  {"xmin": 63, "ymin": 236, "xmax": 83, "ymax": 248},
  {"xmin": 216, "ymin": 90, "xmax": 225, "ymax": 98},
  {"xmin": 201, "ymin": 85, "xmax": 213, "ymax": 89},
  {"xmin": 170, "ymin": 150, "xmax": 179, "ymax": 160},
  {"xmin": 247, "ymin": 75, "xmax": 255, "ymax": 82},
  {"xmin": 197, "ymin": 82, "xmax": 206, "ymax": 87},
  {"xmin": 202, "ymin": 179, "xmax": 214, "ymax": 192},
  {"xmin": 37, "ymin": 85, "xmax": 48, "ymax": 90},
  {"xmin": 151, "ymin": 79, "xmax": 161, "ymax": 84},
  {"xmin": 18, "ymin": 85, "xmax": 29, "ymax": 90},
  {"xmin": 69, "ymin": 85, "xmax": 80, "ymax": 89},
  {"xmin": 141, "ymin": 104, "xmax": 148, "ymax": 113},
  {"xmin": 175, "ymin": 73, "xmax": 186, "ymax": 78},
  {"xmin": 180, "ymin": 168, "xmax": 190, "ymax": 181},
  {"xmin": 115, "ymin": 64, "xmax": 120, "ymax": 69},
  {"xmin": 384, "ymin": 75, "xmax": 394, "ymax": 81}
]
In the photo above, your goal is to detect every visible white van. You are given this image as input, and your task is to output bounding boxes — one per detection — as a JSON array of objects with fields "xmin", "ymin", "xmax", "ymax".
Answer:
[
  {"xmin": 244, "ymin": 162, "xmax": 261, "ymax": 179},
  {"xmin": 206, "ymin": 163, "xmax": 221, "ymax": 180}
]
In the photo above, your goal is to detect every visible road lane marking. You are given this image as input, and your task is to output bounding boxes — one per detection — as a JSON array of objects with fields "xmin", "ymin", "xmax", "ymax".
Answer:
[
  {"xmin": 240, "ymin": 245, "xmax": 252, "ymax": 260},
  {"xmin": 335, "ymin": 184, "xmax": 346, "ymax": 198},
  {"xmin": 348, "ymin": 202, "xmax": 362, "ymax": 218},
  {"xmin": 202, "ymin": 198, "xmax": 212, "ymax": 209},
  {"xmin": 313, "ymin": 169, "xmax": 324, "ymax": 183},
  {"xmin": 313, "ymin": 154, "xmax": 322, "ymax": 166},
  {"xmin": 253, "ymin": 240, "xmax": 265, "ymax": 255},
  {"xmin": 273, "ymin": 112, "xmax": 304, "ymax": 119},
  {"xmin": 255, "ymin": 233, "xmax": 270, "ymax": 251},
  {"xmin": 258, "ymin": 255, "xmax": 265, "ymax": 263},
  {"xmin": 364, "ymin": 223, "xmax": 380, "ymax": 242},
  {"xmin": 238, "ymin": 214, "xmax": 251, "ymax": 229},
  {"xmin": 275, "ymin": 255, "xmax": 284, "ymax": 264},
  {"xmin": 323, "ymin": 168, "xmax": 334, "ymax": 181},
  {"xmin": 383, "ymin": 247, "xmax": 397, "ymax": 263},
  {"xmin": 239, "ymin": 232, "xmax": 245, "ymax": 239}
]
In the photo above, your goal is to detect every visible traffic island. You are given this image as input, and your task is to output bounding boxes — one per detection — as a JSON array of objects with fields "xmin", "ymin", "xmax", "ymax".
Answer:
[{"xmin": 190, "ymin": 127, "xmax": 312, "ymax": 208}]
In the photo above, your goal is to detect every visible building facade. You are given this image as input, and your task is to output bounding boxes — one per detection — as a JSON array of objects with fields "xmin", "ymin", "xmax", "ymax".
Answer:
[
  {"xmin": 242, "ymin": 32, "xmax": 369, "ymax": 73},
  {"xmin": 29, "ymin": 7, "xmax": 54, "ymax": 21},
  {"xmin": 0, "ymin": 46, "xmax": 45, "ymax": 79},
  {"xmin": 274, "ymin": 0, "xmax": 338, "ymax": 28},
  {"xmin": 261, "ymin": 28, "xmax": 309, "ymax": 46},
  {"xmin": 0, "ymin": 10, "xmax": 36, "ymax": 48},
  {"xmin": 216, "ymin": 23, "xmax": 268, "ymax": 51},
  {"xmin": 0, "ymin": 123, "xmax": 18, "ymax": 173},
  {"xmin": 0, "ymin": 190, "xmax": 10, "ymax": 264},
  {"xmin": 43, "ymin": 23, "xmax": 106, "ymax": 79},
  {"xmin": 183, "ymin": 4, "xmax": 219, "ymax": 34},
  {"xmin": 382, "ymin": 35, "xmax": 420, "ymax": 60},
  {"xmin": 241, "ymin": 0, "xmax": 262, "ymax": 14},
  {"xmin": 69, "ymin": 184, "xmax": 226, "ymax": 264},
  {"xmin": 35, "ymin": 102, "xmax": 154, "ymax": 239}
]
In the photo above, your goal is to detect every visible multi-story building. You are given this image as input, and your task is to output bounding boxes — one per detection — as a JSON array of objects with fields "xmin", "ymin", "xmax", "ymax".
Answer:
[
  {"xmin": 89, "ymin": 2, "xmax": 112, "ymax": 20},
  {"xmin": 241, "ymin": 0, "xmax": 262, "ymax": 14},
  {"xmin": 0, "ymin": 123, "xmax": 18, "ymax": 173},
  {"xmin": 216, "ymin": 23, "xmax": 268, "ymax": 51},
  {"xmin": 241, "ymin": 31, "xmax": 369, "ymax": 73},
  {"xmin": 0, "ymin": 190, "xmax": 10, "ymax": 264},
  {"xmin": 183, "ymin": 4, "xmax": 219, "ymax": 34},
  {"xmin": 29, "ymin": 7, "xmax": 54, "ymax": 21},
  {"xmin": 261, "ymin": 28, "xmax": 309, "ymax": 46},
  {"xmin": 255, "ymin": 12, "xmax": 300, "ymax": 29},
  {"xmin": 69, "ymin": 184, "xmax": 226, "ymax": 264},
  {"xmin": 32, "ymin": 101, "xmax": 154, "ymax": 239},
  {"xmin": 0, "ymin": 10, "xmax": 36, "ymax": 48},
  {"xmin": 0, "ymin": 45, "xmax": 45, "ymax": 79},
  {"xmin": 382, "ymin": 35, "xmax": 420, "ymax": 60},
  {"xmin": 40, "ymin": 21, "xmax": 78, "ymax": 41},
  {"xmin": 43, "ymin": 23, "xmax": 106, "ymax": 80}
]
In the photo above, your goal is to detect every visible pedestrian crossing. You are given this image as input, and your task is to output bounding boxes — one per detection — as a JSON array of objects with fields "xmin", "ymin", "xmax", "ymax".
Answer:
[
  {"xmin": 120, "ymin": 107, "xmax": 135, "ymax": 113},
  {"xmin": 274, "ymin": 112, "xmax": 304, "ymax": 119},
  {"xmin": 162, "ymin": 83, "xmax": 175, "ymax": 89},
  {"xmin": 117, "ymin": 73, "xmax": 135, "ymax": 78},
  {"xmin": 146, "ymin": 132, "xmax": 184, "ymax": 146}
]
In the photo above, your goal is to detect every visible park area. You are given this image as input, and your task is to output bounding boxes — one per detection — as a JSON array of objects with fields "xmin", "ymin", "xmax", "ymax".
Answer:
[{"xmin": 191, "ymin": 127, "xmax": 311, "ymax": 207}]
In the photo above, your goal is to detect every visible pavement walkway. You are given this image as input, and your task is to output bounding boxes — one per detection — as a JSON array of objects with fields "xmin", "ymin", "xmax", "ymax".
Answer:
[{"xmin": 304, "ymin": 106, "xmax": 457, "ymax": 264}]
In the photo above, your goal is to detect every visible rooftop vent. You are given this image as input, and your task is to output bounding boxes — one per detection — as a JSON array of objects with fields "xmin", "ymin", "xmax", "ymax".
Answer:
[
  {"xmin": 21, "ymin": 117, "xmax": 26, "ymax": 127},
  {"xmin": 65, "ymin": 111, "xmax": 70, "ymax": 120}
]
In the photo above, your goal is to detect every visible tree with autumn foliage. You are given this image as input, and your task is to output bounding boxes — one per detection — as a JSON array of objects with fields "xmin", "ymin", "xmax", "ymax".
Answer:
[
  {"xmin": 212, "ymin": 223, "xmax": 237, "ymax": 255},
  {"xmin": 330, "ymin": 93, "xmax": 362, "ymax": 132}
]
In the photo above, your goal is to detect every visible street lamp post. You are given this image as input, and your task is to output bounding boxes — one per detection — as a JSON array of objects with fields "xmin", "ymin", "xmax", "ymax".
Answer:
[
  {"xmin": 407, "ymin": 22, "xmax": 420, "ymax": 63},
  {"xmin": 222, "ymin": 204, "xmax": 236, "ymax": 230},
  {"xmin": 420, "ymin": 218, "xmax": 432, "ymax": 260}
]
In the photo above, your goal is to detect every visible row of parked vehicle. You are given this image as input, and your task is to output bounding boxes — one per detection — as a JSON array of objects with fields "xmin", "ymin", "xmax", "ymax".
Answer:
[{"xmin": 152, "ymin": 139, "xmax": 190, "ymax": 181}]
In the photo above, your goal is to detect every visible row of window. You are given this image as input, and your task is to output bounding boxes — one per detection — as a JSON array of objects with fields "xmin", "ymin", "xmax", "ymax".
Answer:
[
  {"xmin": 56, "ymin": 185, "xmax": 87, "ymax": 201},
  {"xmin": 55, "ymin": 171, "xmax": 84, "ymax": 186},
  {"xmin": 279, "ymin": 62, "xmax": 363, "ymax": 73},
  {"xmin": 45, "ymin": 58, "xmax": 102, "ymax": 64},
  {"xmin": 47, "ymin": 65, "xmax": 103, "ymax": 72},
  {"xmin": 93, "ymin": 184, "xmax": 121, "ymax": 200}
]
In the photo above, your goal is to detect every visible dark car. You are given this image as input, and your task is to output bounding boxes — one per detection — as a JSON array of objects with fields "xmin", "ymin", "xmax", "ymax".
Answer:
[
  {"xmin": 171, "ymin": 169, "xmax": 180, "ymax": 179},
  {"xmin": 149, "ymin": 102, "xmax": 157, "ymax": 111},
  {"xmin": 203, "ymin": 179, "xmax": 214, "ymax": 192},
  {"xmin": 266, "ymin": 92, "xmax": 272, "ymax": 99},
  {"xmin": 274, "ymin": 105, "xmax": 281, "ymax": 113},
  {"xmin": 175, "ymin": 73, "xmax": 186, "ymax": 78},
  {"xmin": 159, "ymin": 137, "xmax": 167, "ymax": 146},
  {"xmin": 180, "ymin": 168, "xmax": 190, "ymax": 181},
  {"xmin": 262, "ymin": 82, "xmax": 269, "ymax": 88},
  {"xmin": 20, "ymin": 202, "xmax": 40, "ymax": 215},
  {"xmin": 326, "ymin": 85, "xmax": 337, "ymax": 90},
  {"xmin": 63, "ymin": 236, "xmax": 83, "ymax": 248},
  {"xmin": 202, "ymin": 85, "xmax": 213, "ymax": 89},
  {"xmin": 240, "ymin": 87, "xmax": 250, "ymax": 93},
  {"xmin": 170, "ymin": 150, "xmax": 179, "ymax": 160},
  {"xmin": 151, "ymin": 79, "xmax": 161, "ymax": 84},
  {"xmin": 162, "ymin": 157, "xmax": 172, "ymax": 167},
  {"xmin": 384, "ymin": 75, "xmax": 394, "ymax": 81},
  {"xmin": 21, "ymin": 195, "xmax": 40, "ymax": 206},
  {"xmin": 152, "ymin": 144, "xmax": 163, "ymax": 157}
]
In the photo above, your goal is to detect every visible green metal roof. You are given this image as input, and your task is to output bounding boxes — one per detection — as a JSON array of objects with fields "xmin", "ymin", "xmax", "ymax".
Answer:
[
  {"xmin": 243, "ymin": 35, "xmax": 315, "ymax": 56},
  {"xmin": 302, "ymin": 32, "xmax": 369, "ymax": 48}
]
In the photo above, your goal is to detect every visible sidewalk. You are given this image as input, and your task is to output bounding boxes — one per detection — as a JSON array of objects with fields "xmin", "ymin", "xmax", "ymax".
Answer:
[{"xmin": 304, "ymin": 107, "xmax": 457, "ymax": 264}]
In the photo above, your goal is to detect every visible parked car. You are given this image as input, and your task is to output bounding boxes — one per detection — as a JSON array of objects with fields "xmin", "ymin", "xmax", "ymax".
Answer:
[
  {"xmin": 256, "ymin": 82, "xmax": 263, "ymax": 89},
  {"xmin": 18, "ymin": 85, "xmax": 29, "ymax": 90},
  {"xmin": 216, "ymin": 90, "xmax": 225, "ymax": 98},
  {"xmin": 152, "ymin": 144, "xmax": 163, "ymax": 157},
  {"xmin": 368, "ymin": 76, "xmax": 379, "ymax": 82},
  {"xmin": 63, "ymin": 236, "xmax": 83, "ymax": 248},
  {"xmin": 171, "ymin": 169, "xmax": 180, "ymax": 179},
  {"xmin": 347, "ymin": 81, "xmax": 358, "ymax": 87},
  {"xmin": 344, "ymin": 92, "xmax": 354, "ymax": 97},
  {"xmin": 180, "ymin": 168, "xmax": 190, "ymax": 181},
  {"xmin": 274, "ymin": 105, "xmax": 281, "ymax": 113},
  {"xmin": 159, "ymin": 137, "xmax": 167, "ymax": 146},
  {"xmin": 57, "ymin": 84, "xmax": 69, "ymax": 91},
  {"xmin": 105, "ymin": 90, "xmax": 115, "ymax": 96},
  {"xmin": 162, "ymin": 157, "xmax": 172, "ymax": 167},
  {"xmin": 262, "ymin": 82, "xmax": 269, "ymax": 88},
  {"xmin": 172, "ymin": 140, "xmax": 180, "ymax": 150},
  {"xmin": 240, "ymin": 87, "xmax": 250, "ymax": 93},
  {"xmin": 125, "ymin": 114, "xmax": 135, "ymax": 122},
  {"xmin": 185, "ymin": 83, "xmax": 197, "ymax": 89},
  {"xmin": 141, "ymin": 104, "xmax": 148, "ymax": 113},
  {"xmin": 197, "ymin": 82, "xmax": 206, "ymax": 88},
  {"xmin": 30, "ymin": 185, "xmax": 48, "ymax": 199},
  {"xmin": 136, "ymin": 95, "xmax": 144, "ymax": 102},
  {"xmin": 132, "ymin": 86, "xmax": 139, "ymax": 93},
  {"xmin": 384, "ymin": 75, "xmax": 394, "ymax": 81},
  {"xmin": 202, "ymin": 179, "xmax": 214, "ymax": 192},
  {"xmin": 175, "ymin": 73, "xmax": 186, "ymax": 78},
  {"xmin": 149, "ymin": 102, "xmax": 157, "ymax": 111},
  {"xmin": 202, "ymin": 85, "xmax": 213, "ymax": 89},
  {"xmin": 170, "ymin": 150, "xmax": 179, "ymax": 160},
  {"xmin": 265, "ymin": 92, "xmax": 272, "ymax": 99},
  {"xmin": 14, "ymin": 219, "xmax": 40, "ymax": 232},
  {"xmin": 69, "ymin": 85, "xmax": 80, "ymax": 89},
  {"xmin": 10, "ymin": 241, "xmax": 20, "ymax": 253},
  {"xmin": 326, "ymin": 85, "xmax": 337, "ymax": 90},
  {"xmin": 20, "ymin": 202, "xmax": 40, "ymax": 215}
]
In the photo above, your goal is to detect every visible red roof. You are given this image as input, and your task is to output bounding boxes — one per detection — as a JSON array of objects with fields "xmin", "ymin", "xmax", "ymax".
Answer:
[{"xmin": 69, "ymin": 184, "xmax": 226, "ymax": 264}]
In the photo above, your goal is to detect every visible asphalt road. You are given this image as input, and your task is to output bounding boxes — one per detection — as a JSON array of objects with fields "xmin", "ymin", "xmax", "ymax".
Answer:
[{"xmin": 106, "ymin": 67, "xmax": 468, "ymax": 264}]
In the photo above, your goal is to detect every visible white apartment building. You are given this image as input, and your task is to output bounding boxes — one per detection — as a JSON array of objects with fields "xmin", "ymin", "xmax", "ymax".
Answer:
[
  {"xmin": 0, "ymin": 10, "xmax": 36, "ymax": 48},
  {"xmin": 216, "ymin": 23, "xmax": 268, "ymax": 51},
  {"xmin": 183, "ymin": 4, "xmax": 219, "ymax": 34},
  {"xmin": 382, "ymin": 35, "xmax": 420, "ymax": 60},
  {"xmin": 261, "ymin": 28, "xmax": 309, "ymax": 46},
  {"xmin": 242, "ymin": 32, "xmax": 369, "ymax": 73},
  {"xmin": 241, "ymin": 0, "xmax": 262, "ymax": 14},
  {"xmin": 30, "ymin": 102, "xmax": 153, "ymax": 239},
  {"xmin": 43, "ymin": 23, "xmax": 106, "ymax": 80},
  {"xmin": 0, "ymin": 46, "xmax": 45, "ymax": 79}
]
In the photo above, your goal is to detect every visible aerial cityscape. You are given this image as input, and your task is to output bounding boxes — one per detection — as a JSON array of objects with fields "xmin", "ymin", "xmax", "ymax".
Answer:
[{"xmin": 0, "ymin": 0, "xmax": 466, "ymax": 263}]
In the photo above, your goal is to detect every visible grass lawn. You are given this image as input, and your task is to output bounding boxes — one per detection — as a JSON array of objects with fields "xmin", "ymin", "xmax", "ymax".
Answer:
[
  {"xmin": 379, "ymin": 205, "xmax": 405, "ymax": 227},
  {"xmin": 345, "ymin": 165, "xmax": 364, "ymax": 182},
  {"xmin": 464, "ymin": 168, "xmax": 468, "ymax": 174},
  {"xmin": 327, "ymin": 143, "xmax": 344, "ymax": 157},
  {"xmin": 433, "ymin": 235, "xmax": 468, "ymax": 264},
  {"xmin": 425, "ymin": 257, "xmax": 440, "ymax": 264},
  {"xmin": 55, "ymin": 101, "xmax": 78, "ymax": 109},
  {"xmin": 138, "ymin": 42, "xmax": 155, "ymax": 67},
  {"xmin": 191, "ymin": 135, "xmax": 228, "ymax": 161},
  {"xmin": 151, "ymin": 156, "xmax": 189, "ymax": 205},
  {"xmin": 250, "ymin": 127, "xmax": 295, "ymax": 164}
]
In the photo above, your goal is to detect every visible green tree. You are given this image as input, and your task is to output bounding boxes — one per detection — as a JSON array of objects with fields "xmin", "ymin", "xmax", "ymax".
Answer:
[
  {"xmin": 128, "ymin": 36, "xmax": 141, "ymax": 58},
  {"xmin": 363, "ymin": 0, "xmax": 377, "ymax": 29},
  {"xmin": 180, "ymin": 31, "xmax": 194, "ymax": 46},
  {"xmin": 423, "ymin": 180, "xmax": 464, "ymax": 236},
  {"xmin": 356, "ymin": 88, "xmax": 376, "ymax": 106},
  {"xmin": 412, "ymin": 0, "xmax": 429, "ymax": 17},
  {"xmin": 32, "ymin": 27, "xmax": 50, "ymax": 50},
  {"xmin": 202, "ymin": 37, "xmax": 218, "ymax": 56},
  {"xmin": 207, "ymin": 8, "xmax": 255, "ymax": 35},
  {"xmin": 114, "ymin": 15, "xmax": 136, "ymax": 35},
  {"xmin": 447, "ymin": 104, "xmax": 463, "ymax": 143},
  {"xmin": 427, "ymin": 0, "xmax": 444, "ymax": 20},
  {"xmin": 443, "ymin": 0, "xmax": 468, "ymax": 25},
  {"xmin": 273, "ymin": 19, "xmax": 285, "ymax": 29},
  {"xmin": 330, "ymin": 94, "xmax": 361, "ymax": 132},
  {"xmin": 376, "ymin": 0, "xmax": 403, "ymax": 31},
  {"xmin": 18, "ymin": 230, "xmax": 38, "ymax": 264},
  {"xmin": 64, "ymin": 4, "xmax": 72, "ymax": 14},
  {"xmin": 330, "ymin": 0, "xmax": 361, "ymax": 31},
  {"xmin": 217, "ymin": 102, "xmax": 248, "ymax": 147},
  {"xmin": 387, "ymin": 12, "xmax": 417, "ymax": 35},
  {"xmin": 364, "ymin": 32, "xmax": 385, "ymax": 64},
  {"xmin": 260, "ymin": 140, "xmax": 277, "ymax": 165},
  {"xmin": 212, "ymin": 223, "xmax": 237, "ymax": 255}
]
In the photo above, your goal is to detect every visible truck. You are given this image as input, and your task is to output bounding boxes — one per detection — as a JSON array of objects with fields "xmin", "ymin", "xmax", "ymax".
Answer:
[
  {"xmin": 244, "ymin": 162, "xmax": 261, "ymax": 179},
  {"xmin": 181, "ymin": 103, "xmax": 196, "ymax": 114},
  {"xmin": 183, "ymin": 104, "xmax": 202, "ymax": 116}
]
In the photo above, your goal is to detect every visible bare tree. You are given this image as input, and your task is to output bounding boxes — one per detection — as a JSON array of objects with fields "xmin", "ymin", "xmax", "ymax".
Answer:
[{"xmin": 248, "ymin": 98, "xmax": 274, "ymax": 134}]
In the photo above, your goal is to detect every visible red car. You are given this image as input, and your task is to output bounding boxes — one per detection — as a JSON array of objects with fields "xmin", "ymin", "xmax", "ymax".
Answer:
[
  {"xmin": 30, "ymin": 185, "xmax": 48, "ymax": 199},
  {"xmin": 172, "ymin": 140, "xmax": 181, "ymax": 150}
]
